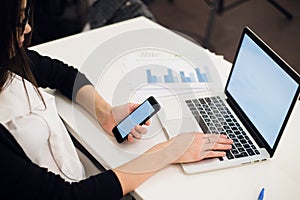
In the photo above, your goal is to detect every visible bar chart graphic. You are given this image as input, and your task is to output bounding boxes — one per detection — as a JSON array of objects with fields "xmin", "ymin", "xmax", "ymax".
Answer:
[
  {"xmin": 146, "ymin": 67, "xmax": 210, "ymax": 84},
  {"xmin": 121, "ymin": 48, "xmax": 218, "ymax": 94}
]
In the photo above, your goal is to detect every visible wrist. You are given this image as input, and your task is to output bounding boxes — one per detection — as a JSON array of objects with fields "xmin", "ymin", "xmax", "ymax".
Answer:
[{"xmin": 95, "ymin": 99, "xmax": 112, "ymax": 127}]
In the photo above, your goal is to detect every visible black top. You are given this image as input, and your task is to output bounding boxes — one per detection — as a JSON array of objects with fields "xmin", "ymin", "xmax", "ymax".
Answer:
[{"xmin": 0, "ymin": 50, "xmax": 123, "ymax": 200}]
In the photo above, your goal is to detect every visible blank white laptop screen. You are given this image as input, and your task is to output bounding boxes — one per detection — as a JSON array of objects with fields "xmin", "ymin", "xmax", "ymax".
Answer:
[{"xmin": 226, "ymin": 34, "xmax": 299, "ymax": 148}]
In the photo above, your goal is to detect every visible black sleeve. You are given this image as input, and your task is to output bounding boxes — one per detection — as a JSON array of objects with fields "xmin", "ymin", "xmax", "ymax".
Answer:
[
  {"xmin": 26, "ymin": 49, "xmax": 92, "ymax": 101},
  {"xmin": 0, "ymin": 124, "xmax": 123, "ymax": 200}
]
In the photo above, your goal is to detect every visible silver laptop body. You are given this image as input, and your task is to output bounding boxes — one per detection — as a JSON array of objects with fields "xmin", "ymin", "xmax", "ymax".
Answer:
[{"xmin": 157, "ymin": 27, "xmax": 300, "ymax": 174}]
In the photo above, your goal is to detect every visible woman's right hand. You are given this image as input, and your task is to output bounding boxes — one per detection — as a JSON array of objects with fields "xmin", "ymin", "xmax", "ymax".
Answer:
[
  {"xmin": 171, "ymin": 132, "xmax": 233, "ymax": 164},
  {"xmin": 113, "ymin": 132, "xmax": 233, "ymax": 195}
]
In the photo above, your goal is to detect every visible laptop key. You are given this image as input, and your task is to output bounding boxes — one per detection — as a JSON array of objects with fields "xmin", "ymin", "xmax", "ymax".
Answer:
[
  {"xmin": 235, "ymin": 143, "xmax": 242, "ymax": 147},
  {"xmin": 204, "ymin": 118, "xmax": 211, "ymax": 123},
  {"xmin": 217, "ymin": 127, "xmax": 224, "ymax": 132},
  {"xmin": 237, "ymin": 135, "xmax": 244, "ymax": 139},
  {"xmin": 232, "ymin": 149, "xmax": 239, "ymax": 155},
  {"xmin": 246, "ymin": 148, "xmax": 255, "ymax": 156},
  {"xmin": 192, "ymin": 99, "xmax": 199, "ymax": 104},
  {"xmin": 237, "ymin": 147, "xmax": 245, "ymax": 152},
  {"xmin": 187, "ymin": 96, "xmax": 258, "ymax": 161},
  {"xmin": 204, "ymin": 97, "xmax": 212, "ymax": 103},
  {"xmin": 234, "ymin": 153, "xmax": 245, "ymax": 158},
  {"xmin": 226, "ymin": 151, "xmax": 234, "ymax": 160},
  {"xmin": 240, "ymin": 152, "xmax": 248, "ymax": 157},
  {"xmin": 199, "ymin": 98, "xmax": 206, "ymax": 104},
  {"xmin": 240, "ymin": 139, "xmax": 247, "ymax": 144},
  {"xmin": 194, "ymin": 116, "xmax": 209, "ymax": 133},
  {"xmin": 192, "ymin": 110, "xmax": 199, "ymax": 116},
  {"xmin": 226, "ymin": 129, "xmax": 233, "ymax": 134},
  {"xmin": 185, "ymin": 100, "xmax": 192, "ymax": 104}
]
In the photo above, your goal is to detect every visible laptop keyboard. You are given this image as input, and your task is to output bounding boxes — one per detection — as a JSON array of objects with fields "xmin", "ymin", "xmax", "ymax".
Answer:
[{"xmin": 185, "ymin": 96, "xmax": 260, "ymax": 160}]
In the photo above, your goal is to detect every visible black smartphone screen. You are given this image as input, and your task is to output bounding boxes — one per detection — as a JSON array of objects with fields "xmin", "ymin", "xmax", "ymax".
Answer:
[{"xmin": 112, "ymin": 96, "xmax": 161, "ymax": 143}]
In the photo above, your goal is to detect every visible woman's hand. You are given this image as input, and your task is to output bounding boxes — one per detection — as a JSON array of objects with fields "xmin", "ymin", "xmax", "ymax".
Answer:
[
  {"xmin": 113, "ymin": 131, "xmax": 232, "ymax": 195},
  {"xmin": 101, "ymin": 103, "xmax": 151, "ymax": 143},
  {"xmin": 171, "ymin": 132, "xmax": 233, "ymax": 164},
  {"xmin": 75, "ymin": 85, "xmax": 150, "ymax": 143}
]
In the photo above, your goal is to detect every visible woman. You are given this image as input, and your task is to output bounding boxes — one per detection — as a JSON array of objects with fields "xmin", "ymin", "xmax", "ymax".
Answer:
[{"xmin": 0, "ymin": 0, "xmax": 233, "ymax": 199}]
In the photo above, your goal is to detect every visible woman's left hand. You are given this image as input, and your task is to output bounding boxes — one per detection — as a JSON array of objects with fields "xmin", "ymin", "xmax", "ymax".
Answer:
[{"xmin": 101, "ymin": 103, "xmax": 151, "ymax": 143}]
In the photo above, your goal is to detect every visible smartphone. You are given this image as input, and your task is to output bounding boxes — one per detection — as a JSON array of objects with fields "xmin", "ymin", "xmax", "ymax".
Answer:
[{"xmin": 112, "ymin": 96, "xmax": 161, "ymax": 143}]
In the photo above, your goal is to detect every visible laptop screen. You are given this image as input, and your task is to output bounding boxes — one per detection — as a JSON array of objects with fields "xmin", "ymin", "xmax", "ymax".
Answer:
[{"xmin": 225, "ymin": 28, "xmax": 300, "ymax": 156}]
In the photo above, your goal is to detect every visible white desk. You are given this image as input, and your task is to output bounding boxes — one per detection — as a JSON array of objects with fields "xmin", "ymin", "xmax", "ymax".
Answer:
[{"xmin": 31, "ymin": 17, "xmax": 300, "ymax": 200}]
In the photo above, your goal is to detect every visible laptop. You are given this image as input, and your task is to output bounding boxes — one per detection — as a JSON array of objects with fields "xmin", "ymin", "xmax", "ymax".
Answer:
[{"xmin": 156, "ymin": 27, "xmax": 300, "ymax": 174}]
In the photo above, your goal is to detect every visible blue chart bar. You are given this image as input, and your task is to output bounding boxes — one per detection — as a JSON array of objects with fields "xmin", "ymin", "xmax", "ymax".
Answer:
[
  {"xmin": 164, "ymin": 69, "xmax": 175, "ymax": 83},
  {"xmin": 189, "ymin": 73, "xmax": 196, "ymax": 82},
  {"xmin": 203, "ymin": 66, "xmax": 211, "ymax": 82},
  {"xmin": 146, "ymin": 69, "xmax": 158, "ymax": 83},
  {"xmin": 180, "ymin": 72, "xmax": 192, "ymax": 83},
  {"xmin": 179, "ymin": 71, "xmax": 197, "ymax": 83},
  {"xmin": 146, "ymin": 67, "xmax": 210, "ymax": 84},
  {"xmin": 195, "ymin": 68, "xmax": 207, "ymax": 82}
]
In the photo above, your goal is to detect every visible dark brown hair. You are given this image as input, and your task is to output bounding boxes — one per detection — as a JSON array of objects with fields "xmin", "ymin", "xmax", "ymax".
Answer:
[{"xmin": 0, "ymin": 0, "xmax": 45, "ymax": 110}]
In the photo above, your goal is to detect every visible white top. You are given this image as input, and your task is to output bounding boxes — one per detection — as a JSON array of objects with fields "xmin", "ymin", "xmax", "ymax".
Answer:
[{"xmin": 0, "ymin": 74, "xmax": 86, "ymax": 182}]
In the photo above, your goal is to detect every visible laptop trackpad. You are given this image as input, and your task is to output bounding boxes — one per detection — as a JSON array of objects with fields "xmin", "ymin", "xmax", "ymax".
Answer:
[{"xmin": 164, "ymin": 117, "xmax": 202, "ymax": 139}]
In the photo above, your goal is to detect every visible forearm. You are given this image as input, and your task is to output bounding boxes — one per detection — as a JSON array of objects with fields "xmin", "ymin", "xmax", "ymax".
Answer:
[
  {"xmin": 112, "ymin": 132, "xmax": 232, "ymax": 195},
  {"xmin": 75, "ymin": 85, "xmax": 112, "ymax": 128},
  {"xmin": 113, "ymin": 141, "xmax": 171, "ymax": 195},
  {"xmin": 112, "ymin": 133, "xmax": 196, "ymax": 195}
]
